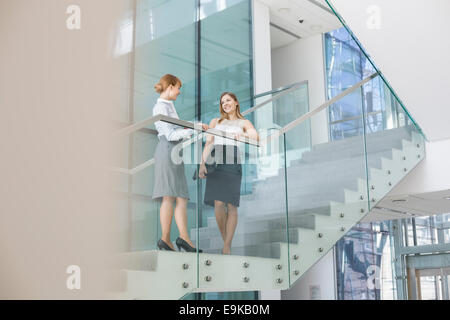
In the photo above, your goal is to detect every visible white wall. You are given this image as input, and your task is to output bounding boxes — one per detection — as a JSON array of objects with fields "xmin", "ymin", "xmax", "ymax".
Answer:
[
  {"xmin": 328, "ymin": 0, "xmax": 450, "ymax": 142},
  {"xmin": 253, "ymin": 0, "xmax": 273, "ymax": 130},
  {"xmin": 390, "ymin": 138, "xmax": 450, "ymax": 195},
  {"xmin": 281, "ymin": 249, "xmax": 336, "ymax": 300},
  {"xmin": 271, "ymin": 34, "xmax": 329, "ymax": 145}
]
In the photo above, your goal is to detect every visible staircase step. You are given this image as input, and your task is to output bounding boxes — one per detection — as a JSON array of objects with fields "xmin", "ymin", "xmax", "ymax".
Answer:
[
  {"xmin": 204, "ymin": 213, "xmax": 315, "ymax": 230},
  {"xmin": 261, "ymin": 150, "xmax": 390, "ymax": 180},
  {"xmin": 247, "ymin": 152, "xmax": 391, "ymax": 196},
  {"xmin": 207, "ymin": 242, "xmax": 284, "ymax": 259},
  {"xmin": 204, "ymin": 227, "xmax": 321, "ymax": 259},
  {"xmin": 197, "ymin": 227, "xmax": 303, "ymax": 251},
  {"xmin": 241, "ymin": 192, "xmax": 341, "ymax": 215},
  {"xmin": 307, "ymin": 127, "xmax": 411, "ymax": 153},
  {"xmin": 125, "ymin": 126, "xmax": 426, "ymax": 299},
  {"xmin": 195, "ymin": 215, "xmax": 315, "ymax": 243},
  {"xmin": 301, "ymin": 143, "xmax": 398, "ymax": 163},
  {"xmin": 288, "ymin": 127, "xmax": 411, "ymax": 166}
]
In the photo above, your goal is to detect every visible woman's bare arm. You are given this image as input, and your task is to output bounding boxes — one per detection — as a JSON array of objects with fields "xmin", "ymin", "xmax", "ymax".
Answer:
[
  {"xmin": 198, "ymin": 118, "xmax": 218, "ymax": 178},
  {"xmin": 201, "ymin": 118, "xmax": 218, "ymax": 163},
  {"xmin": 242, "ymin": 119, "xmax": 259, "ymax": 142}
]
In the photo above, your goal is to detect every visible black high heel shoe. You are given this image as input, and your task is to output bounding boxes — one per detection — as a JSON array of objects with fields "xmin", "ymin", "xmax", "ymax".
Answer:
[
  {"xmin": 176, "ymin": 237, "xmax": 203, "ymax": 253},
  {"xmin": 157, "ymin": 239, "xmax": 175, "ymax": 251}
]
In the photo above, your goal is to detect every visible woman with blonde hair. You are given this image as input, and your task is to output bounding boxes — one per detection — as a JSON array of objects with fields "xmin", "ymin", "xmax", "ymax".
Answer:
[
  {"xmin": 198, "ymin": 92, "xmax": 259, "ymax": 254},
  {"xmin": 152, "ymin": 74, "xmax": 207, "ymax": 252}
]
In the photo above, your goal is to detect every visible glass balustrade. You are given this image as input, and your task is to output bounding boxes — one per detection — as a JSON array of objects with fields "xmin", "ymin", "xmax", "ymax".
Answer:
[
  {"xmin": 363, "ymin": 79, "xmax": 426, "ymax": 212},
  {"xmin": 111, "ymin": 118, "xmax": 211, "ymax": 299},
  {"xmin": 324, "ymin": 0, "xmax": 426, "ymax": 142},
  {"xmin": 111, "ymin": 114, "xmax": 290, "ymax": 297},
  {"xmin": 108, "ymin": 0, "xmax": 430, "ymax": 299},
  {"xmin": 278, "ymin": 73, "xmax": 425, "ymax": 287},
  {"xmin": 110, "ymin": 74, "xmax": 426, "ymax": 298},
  {"xmin": 281, "ymin": 86, "xmax": 369, "ymax": 287},
  {"xmin": 196, "ymin": 127, "xmax": 290, "ymax": 292},
  {"xmin": 322, "ymin": 0, "xmax": 426, "ymax": 213},
  {"xmin": 245, "ymin": 82, "xmax": 310, "ymax": 167},
  {"xmin": 240, "ymin": 82, "xmax": 309, "ymax": 196}
]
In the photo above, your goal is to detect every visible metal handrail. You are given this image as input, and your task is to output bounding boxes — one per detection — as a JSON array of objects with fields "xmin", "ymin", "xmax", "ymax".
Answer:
[
  {"xmin": 112, "ymin": 72, "xmax": 379, "ymax": 175},
  {"xmin": 240, "ymin": 80, "xmax": 308, "ymax": 115},
  {"xmin": 254, "ymin": 80, "xmax": 308, "ymax": 99},
  {"xmin": 109, "ymin": 115, "xmax": 260, "ymax": 175},
  {"xmin": 114, "ymin": 114, "xmax": 200, "ymax": 138},
  {"xmin": 111, "ymin": 81, "xmax": 309, "ymax": 175},
  {"xmin": 278, "ymin": 72, "xmax": 379, "ymax": 136},
  {"xmin": 250, "ymin": 72, "xmax": 380, "ymax": 146},
  {"xmin": 116, "ymin": 80, "xmax": 309, "ymax": 135},
  {"xmin": 329, "ymin": 110, "xmax": 382, "ymax": 125},
  {"xmin": 242, "ymin": 81, "xmax": 307, "ymax": 116}
]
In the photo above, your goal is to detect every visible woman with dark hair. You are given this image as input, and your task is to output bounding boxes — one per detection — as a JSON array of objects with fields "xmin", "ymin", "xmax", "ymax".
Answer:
[
  {"xmin": 198, "ymin": 92, "xmax": 259, "ymax": 255},
  {"xmin": 152, "ymin": 74, "xmax": 207, "ymax": 252}
]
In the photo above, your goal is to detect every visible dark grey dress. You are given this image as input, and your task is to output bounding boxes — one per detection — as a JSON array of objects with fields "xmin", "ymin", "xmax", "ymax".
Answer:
[
  {"xmin": 204, "ymin": 145, "xmax": 242, "ymax": 207},
  {"xmin": 203, "ymin": 119, "xmax": 245, "ymax": 207}
]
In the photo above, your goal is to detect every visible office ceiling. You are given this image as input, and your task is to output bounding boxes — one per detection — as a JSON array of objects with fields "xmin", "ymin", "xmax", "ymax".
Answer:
[
  {"xmin": 362, "ymin": 189, "xmax": 450, "ymax": 222},
  {"xmin": 258, "ymin": 0, "xmax": 341, "ymax": 49}
]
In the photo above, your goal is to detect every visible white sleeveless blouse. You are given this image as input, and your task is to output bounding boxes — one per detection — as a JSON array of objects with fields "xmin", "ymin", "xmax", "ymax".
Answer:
[{"xmin": 213, "ymin": 119, "xmax": 245, "ymax": 146}]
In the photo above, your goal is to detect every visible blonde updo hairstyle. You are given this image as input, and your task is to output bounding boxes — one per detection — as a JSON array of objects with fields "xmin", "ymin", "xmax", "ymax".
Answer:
[{"xmin": 154, "ymin": 74, "xmax": 182, "ymax": 94}]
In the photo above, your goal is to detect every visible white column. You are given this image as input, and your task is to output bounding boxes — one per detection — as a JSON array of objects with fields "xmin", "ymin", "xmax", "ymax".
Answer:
[
  {"xmin": 253, "ymin": 0, "xmax": 272, "ymax": 95},
  {"xmin": 271, "ymin": 34, "xmax": 329, "ymax": 146},
  {"xmin": 253, "ymin": 0, "xmax": 279, "ymax": 178}
]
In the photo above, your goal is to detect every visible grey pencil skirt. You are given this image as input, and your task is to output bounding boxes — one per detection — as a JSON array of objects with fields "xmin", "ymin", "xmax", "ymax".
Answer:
[{"xmin": 152, "ymin": 136, "xmax": 190, "ymax": 200}]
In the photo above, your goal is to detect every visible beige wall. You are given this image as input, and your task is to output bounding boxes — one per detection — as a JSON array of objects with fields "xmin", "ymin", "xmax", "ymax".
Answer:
[{"xmin": 0, "ymin": 0, "xmax": 130, "ymax": 298}]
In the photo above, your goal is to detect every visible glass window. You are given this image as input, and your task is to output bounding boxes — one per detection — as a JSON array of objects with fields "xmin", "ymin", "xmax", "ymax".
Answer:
[
  {"xmin": 324, "ymin": 28, "xmax": 402, "ymax": 141},
  {"xmin": 335, "ymin": 221, "xmax": 395, "ymax": 300},
  {"xmin": 419, "ymin": 275, "xmax": 439, "ymax": 300}
]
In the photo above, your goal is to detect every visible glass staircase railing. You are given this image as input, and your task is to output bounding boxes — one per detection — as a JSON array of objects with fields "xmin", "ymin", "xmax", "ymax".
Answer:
[
  {"xmin": 108, "ymin": 0, "xmax": 428, "ymax": 300},
  {"xmin": 109, "ymin": 116, "xmax": 201, "ymax": 299},
  {"xmin": 324, "ymin": 0, "xmax": 426, "ymax": 141},
  {"xmin": 196, "ymin": 128, "xmax": 290, "ymax": 292},
  {"xmin": 281, "ymin": 74, "xmax": 425, "ymax": 287},
  {"xmin": 109, "ymin": 71, "xmax": 426, "ymax": 299},
  {"xmin": 108, "ymin": 82, "xmax": 308, "ymax": 298},
  {"xmin": 109, "ymin": 114, "xmax": 290, "ymax": 299}
]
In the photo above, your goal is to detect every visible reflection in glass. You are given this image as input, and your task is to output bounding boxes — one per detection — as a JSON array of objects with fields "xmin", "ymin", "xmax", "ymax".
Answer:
[
  {"xmin": 404, "ymin": 214, "xmax": 450, "ymax": 247},
  {"xmin": 336, "ymin": 222, "xmax": 395, "ymax": 300},
  {"xmin": 324, "ymin": 28, "xmax": 404, "ymax": 141}
]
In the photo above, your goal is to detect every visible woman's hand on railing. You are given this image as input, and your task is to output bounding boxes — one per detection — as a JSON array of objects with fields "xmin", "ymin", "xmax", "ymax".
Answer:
[
  {"xmin": 198, "ymin": 163, "xmax": 207, "ymax": 179},
  {"xmin": 234, "ymin": 132, "xmax": 244, "ymax": 140},
  {"xmin": 192, "ymin": 122, "xmax": 209, "ymax": 132}
]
